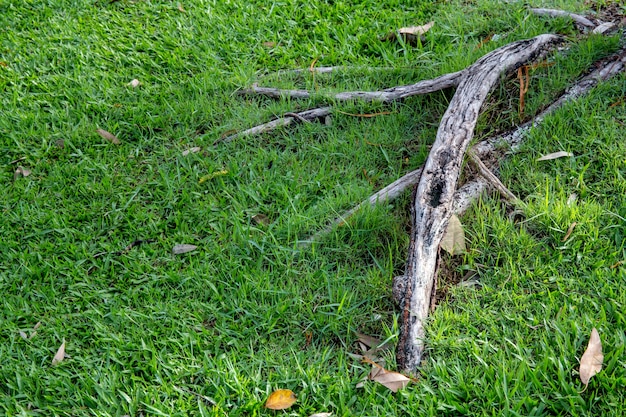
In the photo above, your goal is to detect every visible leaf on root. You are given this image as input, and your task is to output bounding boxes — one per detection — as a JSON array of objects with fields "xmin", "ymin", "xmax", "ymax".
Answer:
[
  {"xmin": 579, "ymin": 328, "xmax": 603, "ymax": 388},
  {"xmin": 52, "ymin": 339, "xmax": 66, "ymax": 365},
  {"xmin": 440, "ymin": 214, "xmax": 466, "ymax": 255},
  {"xmin": 537, "ymin": 151, "xmax": 573, "ymax": 161},
  {"xmin": 96, "ymin": 129, "xmax": 121, "ymax": 145},
  {"xmin": 265, "ymin": 389, "xmax": 296, "ymax": 410},
  {"xmin": 172, "ymin": 244, "xmax": 198, "ymax": 255}
]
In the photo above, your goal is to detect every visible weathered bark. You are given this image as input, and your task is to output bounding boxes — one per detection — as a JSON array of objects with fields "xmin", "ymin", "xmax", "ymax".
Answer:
[
  {"xmin": 301, "ymin": 41, "xmax": 626, "ymax": 245},
  {"xmin": 240, "ymin": 69, "xmax": 465, "ymax": 103},
  {"xmin": 530, "ymin": 8, "xmax": 595, "ymax": 28},
  {"xmin": 397, "ymin": 34, "xmax": 561, "ymax": 372},
  {"xmin": 217, "ymin": 107, "xmax": 332, "ymax": 144}
]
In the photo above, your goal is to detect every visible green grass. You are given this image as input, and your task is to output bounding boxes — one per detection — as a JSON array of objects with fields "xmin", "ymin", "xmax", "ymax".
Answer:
[{"xmin": 1, "ymin": 0, "xmax": 625, "ymax": 416}]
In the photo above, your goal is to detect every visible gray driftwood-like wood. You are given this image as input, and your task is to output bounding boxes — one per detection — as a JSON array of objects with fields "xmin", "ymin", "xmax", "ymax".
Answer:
[
  {"xmin": 530, "ymin": 8, "xmax": 595, "ymax": 28},
  {"xmin": 217, "ymin": 107, "xmax": 331, "ymax": 144},
  {"xmin": 240, "ymin": 69, "xmax": 465, "ymax": 103},
  {"xmin": 301, "ymin": 41, "xmax": 626, "ymax": 244},
  {"xmin": 397, "ymin": 34, "xmax": 561, "ymax": 372}
]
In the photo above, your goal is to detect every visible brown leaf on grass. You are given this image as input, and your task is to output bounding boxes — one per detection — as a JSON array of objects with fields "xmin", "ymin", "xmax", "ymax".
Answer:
[
  {"xmin": 96, "ymin": 129, "xmax": 121, "ymax": 145},
  {"xmin": 52, "ymin": 339, "xmax": 66, "ymax": 365},
  {"xmin": 562, "ymin": 222, "xmax": 577, "ymax": 242},
  {"xmin": 580, "ymin": 328, "xmax": 603, "ymax": 388},
  {"xmin": 264, "ymin": 389, "xmax": 296, "ymax": 410},
  {"xmin": 382, "ymin": 21, "xmax": 434, "ymax": 45},
  {"xmin": 55, "ymin": 139, "xmax": 65, "ymax": 149},
  {"xmin": 262, "ymin": 41, "xmax": 276, "ymax": 48},
  {"xmin": 355, "ymin": 332, "xmax": 383, "ymax": 349},
  {"xmin": 440, "ymin": 214, "xmax": 466, "ymax": 255},
  {"xmin": 172, "ymin": 244, "xmax": 197, "ymax": 255},
  {"xmin": 14, "ymin": 166, "xmax": 32, "ymax": 180},
  {"xmin": 182, "ymin": 147, "xmax": 201, "ymax": 156},
  {"xmin": 252, "ymin": 213, "xmax": 270, "ymax": 226},
  {"xmin": 365, "ymin": 359, "xmax": 412, "ymax": 392},
  {"xmin": 537, "ymin": 151, "xmax": 573, "ymax": 161},
  {"xmin": 398, "ymin": 21, "xmax": 434, "ymax": 36}
]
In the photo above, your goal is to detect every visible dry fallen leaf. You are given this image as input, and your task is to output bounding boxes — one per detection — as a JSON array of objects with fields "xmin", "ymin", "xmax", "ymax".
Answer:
[
  {"xmin": 382, "ymin": 21, "xmax": 434, "ymax": 45},
  {"xmin": 252, "ymin": 214, "xmax": 270, "ymax": 226},
  {"xmin": 309, "ymin": 413, "xmax": 333, "ymax": 417},
  {"xmin": 262, "ymin": 41, "xmax": 276, "ymax": 48},
  {"xmin": 265, "ymin": 389, "xmax": 297, "ymax": 410},
  {"xmin": 172, "ymin": 244, "xmax": 197, "ymax": 255},
  {"xmin": 52, "ymin": 339, "xmax": 66, "ymax": 365},
  {"xmin": 562, "ymin": 222, "xmax": 577, "ymax": 242},
  {"xmin": 369, "ymin": 363, "xmax": 412, "ymax": 393},
  {"xmin": 14, "ymin": 166, "xmax": 32, "ymax": 180},
  {"xmin": 440, "ymin": 214, "xmax": 466, "ymax": 255},
  {"xmin": 177, "ymin": 3, "xmax": 185, "ymax": 12},
  {"xmin": 182, "ymin": 147, "xmax": 201, "ymax": 156},
  {"xmin": 96, "ymin": 129, "xmax": 121, "ymax": 145},
  {"xmin": 398, "ymin": 21, "xmax": 434, "ymax": 36},
  {"xmin": 537, "ymin": 151, "xmax": 573, "ymax": 161},
  {"xmin": 579, "ymin": 328, "xmax": 603, "ymax": 388}
]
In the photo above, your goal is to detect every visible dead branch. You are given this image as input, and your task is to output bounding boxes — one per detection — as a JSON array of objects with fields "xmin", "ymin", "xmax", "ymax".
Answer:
[
  {"xmin": 239, "ymin": 69, "xmax": 466, "ymax": 103},
  {"xmin": 216, "ymin": 107, "xmax": 332, "ymax": 144},
  {"xmin": 299, "ymin": 42, "xmax": 626, "ymax": 245},
  {"xmin": 397, "ymin": 34, "xmax": 561, "ymax": 372},
  {"xmin": 468, "ymin": 151, "xmax": 518, "ymax": 202},
  {"xmin": 530, "ymin": 8, "xmax": 595, "ymax": 28}
]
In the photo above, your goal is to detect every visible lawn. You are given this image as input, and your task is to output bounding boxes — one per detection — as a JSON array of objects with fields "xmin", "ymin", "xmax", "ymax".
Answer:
[{"xmin": 1, "ymin": 0, "xmax": 625, "ymax": 416}]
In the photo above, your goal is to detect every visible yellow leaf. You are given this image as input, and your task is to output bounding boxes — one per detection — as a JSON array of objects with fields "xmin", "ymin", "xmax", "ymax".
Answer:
[
  {"xmin": 579, "ymin": 328, "xmax": 603, "ymax": 388},
  {"xmin": 265, "ymin": 389, "xmax": 296, "ymax": 410},
  {"xmin": 199, "ymin": 170, "xmax": 228, "ymax": 184}
]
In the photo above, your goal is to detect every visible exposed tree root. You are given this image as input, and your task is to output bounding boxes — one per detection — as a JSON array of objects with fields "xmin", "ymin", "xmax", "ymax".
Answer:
[{"xmin": 223, "ymin": 14, "xmax": 626, "ymax": 373}]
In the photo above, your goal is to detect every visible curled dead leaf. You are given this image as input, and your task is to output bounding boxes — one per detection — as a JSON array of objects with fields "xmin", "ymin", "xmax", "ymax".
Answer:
[
  {"xmin": 252, "ymin": 213, "xmax": 270, "ymax": 226},
  {"xmin": 562, "ymin": 222, "xmax": 577, "ymax": 242},
  {"xmin": 398, "ymin": 21, "xmax": 434, "ymax": 36},
  {"xmin": 96, "ymin": 129, "xmax": 121, "ymax": 145},
  {"xmin": 172, "ymin": 244, "xmax": 197, "ymax": 255},
  {"xmin": 52, "ymin": 339, "xmax": 66, "ymax": 365},
  {"xmin": 14, "ymin": 166, "xmax": 32, "ymax": 180},
  {"xmin": 265, "ymin": 389, "xmax": 296, "ymax": 410},
  {"xmin": 579, "ymin": 328, "xmax": 603, "ymax": 388}
]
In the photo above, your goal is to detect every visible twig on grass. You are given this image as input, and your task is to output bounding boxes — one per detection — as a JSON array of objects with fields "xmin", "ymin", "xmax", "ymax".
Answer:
[
  {"xmin": 529, "ymin": 8, "xmax": 595, "ymax": 28},
  {"xmin": 468, "ymin": 151, "xmax": 518, "ymax": 203},
  {"xmin": 239, "ymin": 69, "xmax": 466, "ymax": 103},
  {"xmin": 216, "ymin": 107, "xmax": 332, "ymax": 144}
]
